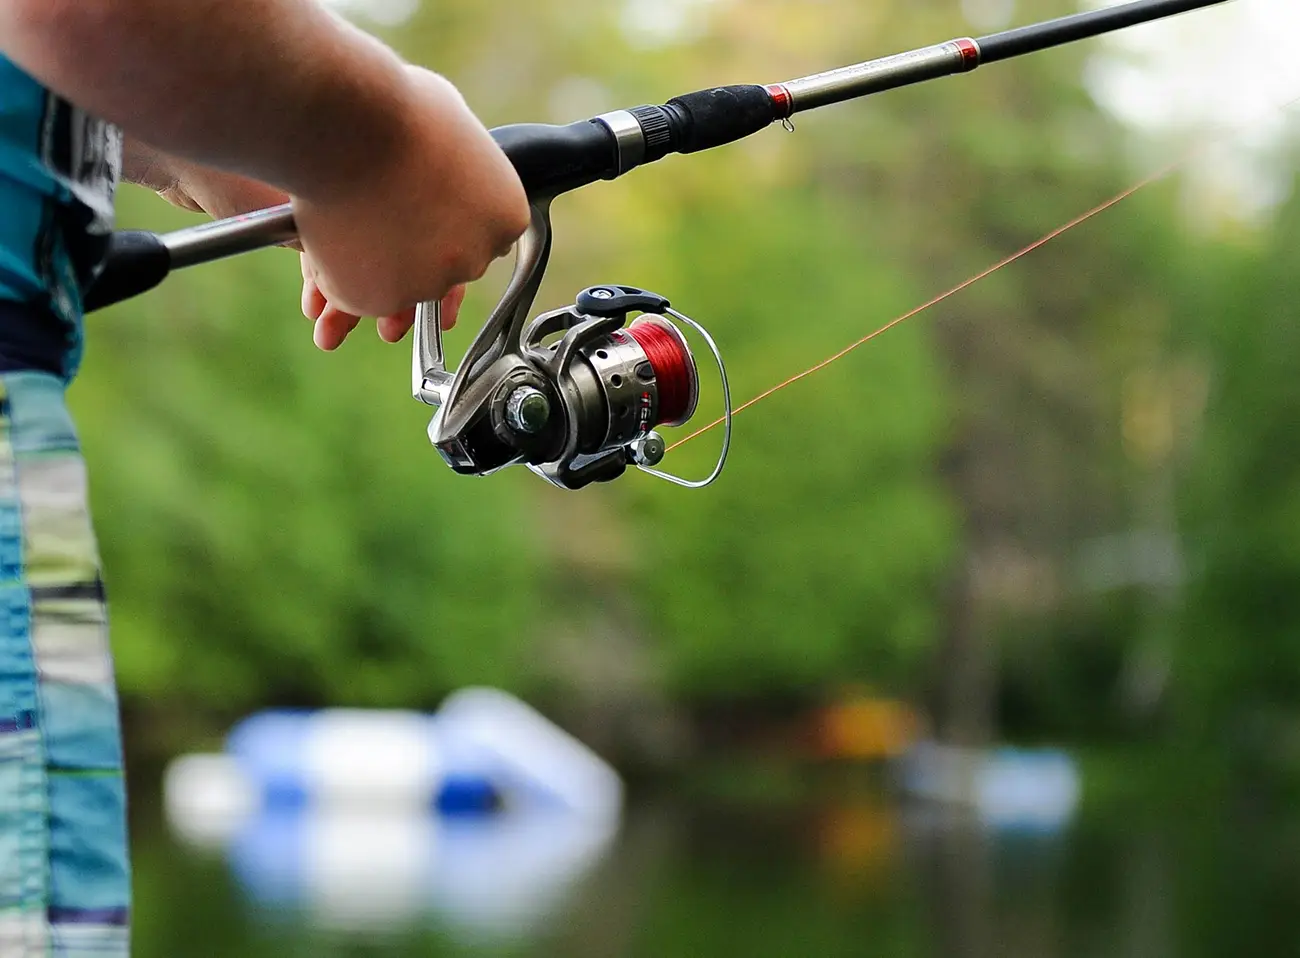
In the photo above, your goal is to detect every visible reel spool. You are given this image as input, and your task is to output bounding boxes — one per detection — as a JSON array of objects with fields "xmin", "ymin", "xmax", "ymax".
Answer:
[{"xmin": 412, "ymin": 205, "xmax": 731, "ymax": 491}]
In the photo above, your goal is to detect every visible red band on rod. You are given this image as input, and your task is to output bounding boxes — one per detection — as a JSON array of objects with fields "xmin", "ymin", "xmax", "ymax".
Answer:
[
  {"xmin": 765, "ymin": 84, "xmax": 794, "ymax": 118},
  {"xmin": 953, "ymin": 37, "xmax": 981, "ymax": 71}
]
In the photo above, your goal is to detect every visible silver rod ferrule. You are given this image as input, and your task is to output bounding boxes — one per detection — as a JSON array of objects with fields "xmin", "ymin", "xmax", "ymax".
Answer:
[
  {"xmin": 776, "ymin": 38, "xmax": 981, "ymax": 115},
  {"xmin": 595, "ymin": 110, "xmax": 647, "ymax": 174}
]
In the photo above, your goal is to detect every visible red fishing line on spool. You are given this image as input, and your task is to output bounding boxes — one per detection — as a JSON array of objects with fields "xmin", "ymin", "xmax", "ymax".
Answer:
[{"xmin": 628, "ymin": 318, "xmax": 696, "ymax": 427}]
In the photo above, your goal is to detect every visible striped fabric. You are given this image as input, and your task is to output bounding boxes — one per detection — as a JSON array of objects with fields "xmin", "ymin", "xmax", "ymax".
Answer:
[
  {"xmin": 0, "ymin": 54, "xmax": 122, "ymax": 380},
  {"xmin": 0, "ymin": 371, "xmax": 129, "ymax": 958}
]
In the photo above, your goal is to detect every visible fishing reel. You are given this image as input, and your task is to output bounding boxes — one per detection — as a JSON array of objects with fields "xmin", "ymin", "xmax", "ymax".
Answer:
[{"xmin": 412, "ymin": 203, "xmax": 732, "ymax": 490}]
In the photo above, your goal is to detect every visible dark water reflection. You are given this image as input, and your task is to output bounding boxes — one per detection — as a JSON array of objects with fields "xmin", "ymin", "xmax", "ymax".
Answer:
[{"xmin": 128, "ymin": 790, "xmax": 1300, "ymax": 958}]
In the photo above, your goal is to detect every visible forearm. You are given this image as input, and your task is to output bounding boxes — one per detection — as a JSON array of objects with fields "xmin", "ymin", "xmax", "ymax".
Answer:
[{"xmin": 0, "ymin": 0, "xmax": 412, "ymax": 200}]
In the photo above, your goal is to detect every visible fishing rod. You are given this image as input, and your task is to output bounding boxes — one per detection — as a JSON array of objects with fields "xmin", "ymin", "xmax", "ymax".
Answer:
[{"xmin": 86, "ymin": 0, "xmax": 1232, "ymax": 490}]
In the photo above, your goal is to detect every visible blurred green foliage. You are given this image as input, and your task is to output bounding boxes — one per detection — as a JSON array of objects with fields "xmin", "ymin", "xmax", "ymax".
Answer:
[{"xmin": 69, "ymin": 0, "xmax": 1300, "ymax": 761}]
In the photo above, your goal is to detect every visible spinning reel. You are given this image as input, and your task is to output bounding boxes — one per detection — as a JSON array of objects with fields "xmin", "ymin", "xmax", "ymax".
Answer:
[{"xmin": 411, "ymin": 204, "xmax": 731, "ymax": 490}]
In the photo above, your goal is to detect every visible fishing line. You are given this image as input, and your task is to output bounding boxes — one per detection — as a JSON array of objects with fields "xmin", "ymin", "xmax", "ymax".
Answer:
[
  {"xmin": 666, "ymin": 165, "xmax": 1175, "ymax": 450},
  {"xmin": 668, "ymin": 96, "xmax": 1300, "ymax": 454}
]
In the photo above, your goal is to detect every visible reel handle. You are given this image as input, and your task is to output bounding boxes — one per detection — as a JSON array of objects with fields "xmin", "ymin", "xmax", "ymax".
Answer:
[{"xmin": 412, "ymin": 299, "xmax": 450, "ymax": 406}]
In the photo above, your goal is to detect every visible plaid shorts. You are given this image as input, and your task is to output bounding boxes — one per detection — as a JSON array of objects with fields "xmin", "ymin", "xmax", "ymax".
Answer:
[{"xmin": 0, "ymin": 371, "xmax": 129, "ymax": 957}]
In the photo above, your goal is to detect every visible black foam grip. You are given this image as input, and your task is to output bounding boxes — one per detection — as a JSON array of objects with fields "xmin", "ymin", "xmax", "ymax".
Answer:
[
  {"xmin": 83, "ymin": 231, "xmax": 172, "ymax": 314},
  {"xmin": 492, "ymin": 119, "xmax": 620, "ymax": 199},
  {"xmin": 665, "ymin": 84, "xmax": 777, "ymax": 154}
]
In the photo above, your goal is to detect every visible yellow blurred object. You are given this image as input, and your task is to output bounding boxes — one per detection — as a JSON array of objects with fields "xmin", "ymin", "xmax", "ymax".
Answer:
[
  {"xmin": 814, "ymin": 696, "xmax": 923, "ymax": 761},
  {"xmin": 816, "ymin": 801, "xmax": 899, "ymax": 888}
]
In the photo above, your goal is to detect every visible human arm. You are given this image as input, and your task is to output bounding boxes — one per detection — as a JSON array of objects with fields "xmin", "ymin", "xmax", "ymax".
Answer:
[{"xmin": 0, "ymin": 0, "xmax": 527, "ymax": 335}]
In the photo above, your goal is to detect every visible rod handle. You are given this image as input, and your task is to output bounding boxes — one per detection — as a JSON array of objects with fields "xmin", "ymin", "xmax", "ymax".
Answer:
[{"xmin": 82, "ymin": 231, "xmax": 171, "ymax": 314}]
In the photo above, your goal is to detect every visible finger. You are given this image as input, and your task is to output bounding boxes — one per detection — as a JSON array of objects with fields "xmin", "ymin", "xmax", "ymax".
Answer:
[
  {"xmin": 376, "ymin": 307, "xmax": 417, "ymax": 344},
  {"xmin": 441, "ymin": 284, "xmax": 467, "ymax": 331},
  {"xmin": 313, "ymin": 305, "xmax": 362, "ymax": 351},
  {"xmin": 301, "ymin": 277, "xmax": 327, "ymax": 321},
  {"xmin": 156, "ymin": 185, "xmax": 205, "ymax": 214}
]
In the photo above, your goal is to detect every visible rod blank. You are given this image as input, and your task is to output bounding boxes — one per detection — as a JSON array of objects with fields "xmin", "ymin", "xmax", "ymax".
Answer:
[{"xmin": 976, "ymin": 0, "xmax": 1231, "ymax": 65}]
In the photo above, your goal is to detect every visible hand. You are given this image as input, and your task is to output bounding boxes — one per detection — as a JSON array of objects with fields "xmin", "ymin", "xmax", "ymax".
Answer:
[
  {"xmin": 124, "ymin": 141, "xmax": 465, "ymax": 344},
  {"xmin": 122, "ymin": 116, "xmax": 491, "ymax": 346},
  {"xmin": 289, "ymin": 66, "xmax": 529, "ymax": 340},
  {"xmin": 301, "ymin": 257, "xmax": 463, "ymax": 349}
]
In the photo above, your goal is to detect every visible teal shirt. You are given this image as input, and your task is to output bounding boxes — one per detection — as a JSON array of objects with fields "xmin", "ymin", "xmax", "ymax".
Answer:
[{"xmin": 0, "ymin": 55, "xmax": 121, "ymax": 378}]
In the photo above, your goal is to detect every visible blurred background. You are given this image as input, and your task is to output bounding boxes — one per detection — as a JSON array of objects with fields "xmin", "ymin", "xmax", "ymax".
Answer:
[{"xmin": 83, "ymin": 0, "xmax": 1300, "ymax": 955}]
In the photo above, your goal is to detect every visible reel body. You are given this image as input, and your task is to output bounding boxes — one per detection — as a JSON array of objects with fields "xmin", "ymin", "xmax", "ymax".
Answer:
[{"xmin": 412, "ymin": 206, "xmax": 731, "ymax": 490}]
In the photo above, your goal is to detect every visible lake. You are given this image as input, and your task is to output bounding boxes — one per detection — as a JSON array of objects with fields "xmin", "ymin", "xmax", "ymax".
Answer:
[{"xmin": 123, "ymin": 769, "xmax": 1300, "ymax": 958}]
